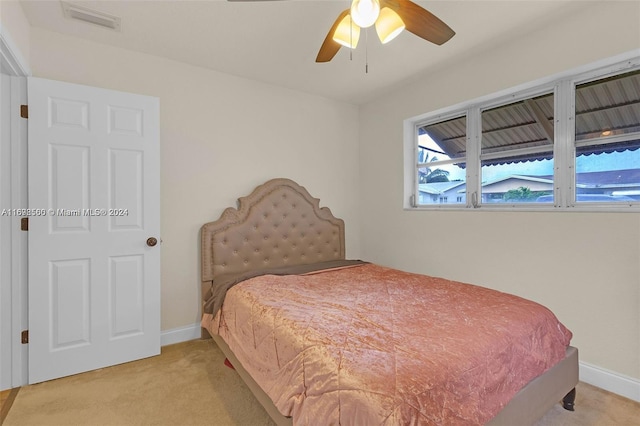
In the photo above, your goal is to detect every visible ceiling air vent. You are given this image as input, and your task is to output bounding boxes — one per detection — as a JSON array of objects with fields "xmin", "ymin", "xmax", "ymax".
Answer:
[{"xmin": 61, "ymin": 2, "xmax": 121, "ymax": 31}]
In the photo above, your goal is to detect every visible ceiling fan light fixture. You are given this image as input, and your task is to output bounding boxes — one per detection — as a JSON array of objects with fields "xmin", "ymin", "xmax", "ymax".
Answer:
[
  {"xmin": 350, "ymin": 0, "xmax": 380, "ymax": 28},
  {"xmin": 375, "ymin": 7, "xmax": 405, "ymax": 44},
  {"xmin": 333, "ymin": 14, "xmax": 360, "ymax": 49}
]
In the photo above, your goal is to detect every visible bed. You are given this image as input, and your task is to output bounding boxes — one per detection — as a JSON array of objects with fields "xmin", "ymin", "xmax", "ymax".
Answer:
[{"xmin": 200, "ymin": 178, "xmax": 578, "ymax": 425}]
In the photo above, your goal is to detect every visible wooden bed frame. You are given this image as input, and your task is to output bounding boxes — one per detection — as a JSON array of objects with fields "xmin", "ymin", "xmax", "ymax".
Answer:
[{"xmin": 201, "ymin": 178, "xmax": 579, "ymax": 425}]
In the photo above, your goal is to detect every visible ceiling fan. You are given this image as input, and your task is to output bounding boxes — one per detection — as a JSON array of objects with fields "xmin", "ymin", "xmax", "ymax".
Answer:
[{"xmin": 228, "ymin": 0, "xmax": 455, "ymax": 63}]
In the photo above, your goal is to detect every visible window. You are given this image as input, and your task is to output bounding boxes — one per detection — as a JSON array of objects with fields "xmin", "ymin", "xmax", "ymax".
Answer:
[
  {"xmin": 573, "ymin": 70, "xmax": 640, "ymax": 204},
  {"xmin": 481, "ymin": 92, "xmax": 554, "ymax": 204},
  {"xmin": 416, "ymin": 115, "xmax": 467, "ymax": 206},
  {"xmin": 406, "ymin": 54, "xmax": 640, "ymax": 211}
]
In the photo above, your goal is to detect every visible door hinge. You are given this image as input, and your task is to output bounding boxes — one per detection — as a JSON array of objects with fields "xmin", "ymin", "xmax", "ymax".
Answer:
[
  {"xmin": 20, "ymin": 105, "xmax": 28, "ymax": 119},
  {"xmin": 21, "ymin": 330, "xmax": 29, "ymax": 344},
  {"xmin": 21, "ymin": 217, "xmax": 28, "ymax": 231}
]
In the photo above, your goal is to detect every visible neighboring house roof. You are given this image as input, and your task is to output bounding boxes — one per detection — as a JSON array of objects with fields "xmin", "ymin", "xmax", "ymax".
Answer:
[
  {"xmin": 418, "ymin": 169, "xmax": 640, "ymax": 196},
  {"xmin": 482, "ymin": 175, "xmax": 553, "ymax": 194},
  {"xmin": 576, "ymin": 168, "xmax": 640, "ymax": 187},
  {"xmin": 536, "ymin": 169, "xmax": 640, "ymax": 188},
  {"xmin": 482, "ymin": 175, "xmax": 554, "ymax": 187},
  {"xmin": 418, "ymin": 181, "xmax": 466, "ymax": 195}
]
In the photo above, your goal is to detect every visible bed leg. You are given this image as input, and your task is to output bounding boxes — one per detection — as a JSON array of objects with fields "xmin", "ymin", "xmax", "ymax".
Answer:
[{"xmin": 562, "ymin": 388, "xmax": 576, "ymax": 411}]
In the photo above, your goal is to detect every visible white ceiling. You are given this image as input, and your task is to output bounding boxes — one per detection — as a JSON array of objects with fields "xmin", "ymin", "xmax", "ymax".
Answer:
[{"xmin": 19, "ymin": 0, "xmax": 589, "ymax": 104}]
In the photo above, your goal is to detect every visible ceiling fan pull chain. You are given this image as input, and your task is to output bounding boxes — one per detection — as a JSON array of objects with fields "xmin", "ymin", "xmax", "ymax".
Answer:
[{"xmin": 365, "ymin": 29, "xmax": 369, "ymax": 74}]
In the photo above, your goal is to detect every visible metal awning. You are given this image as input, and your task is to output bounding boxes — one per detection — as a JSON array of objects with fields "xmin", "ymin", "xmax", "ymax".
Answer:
[{"xmin": 419, "ymin": 69, "xmax": 640, "ymax": 164}]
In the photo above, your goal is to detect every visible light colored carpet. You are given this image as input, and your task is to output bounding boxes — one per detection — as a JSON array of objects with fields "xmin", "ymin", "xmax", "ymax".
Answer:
[
  {"xmin": 4, "ymin": 340, "xmax": 274, "ymax": 426},
  {"xmin": 534, "ymin": 381, "xmax": 640, "ymax": 426},
  {"xmin": 3, "ymin": 339, "xmax": 639, "ymax": 426}
]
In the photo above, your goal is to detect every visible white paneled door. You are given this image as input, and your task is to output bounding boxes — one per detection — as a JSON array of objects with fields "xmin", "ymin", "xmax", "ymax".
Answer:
[{"xmin": 27, "ymin": 77, "xmax": 160, "ymax": 384}]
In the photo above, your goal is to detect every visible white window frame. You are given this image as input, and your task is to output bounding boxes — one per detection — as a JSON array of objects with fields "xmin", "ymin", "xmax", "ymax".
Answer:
[
  {"xmin": 477, "ymin": 86, "xmax": 557, "ymax": 209},
  {"xmin": 412, "ymin": 111, "xmax": 468, "ymax": 209},
  {"xmin": 404, "ymin": 51, "xmax": 640, "ymax": 212},
  {"xmin": 568, "ymin": 67, "xmax": 640, "ymax": 209}
]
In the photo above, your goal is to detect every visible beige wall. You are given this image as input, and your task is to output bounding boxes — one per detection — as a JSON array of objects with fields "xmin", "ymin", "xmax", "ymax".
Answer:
[
  {"xmin": 15, "ymin": 0, "xmax": 640, "ymax": 387},
  {"xmin": 0, "ymin": 0, "xmax": 30, "ymax": 70},
  {"xmin": 359, "ymin": 1, "xmax": 640, "ymax": 380},
  {"xmin": 28, "ymin": 27, "xmax": 362, "ymax": 331}
]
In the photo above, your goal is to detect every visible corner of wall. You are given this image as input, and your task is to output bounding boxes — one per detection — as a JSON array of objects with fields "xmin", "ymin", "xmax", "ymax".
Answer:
[{"xmin": 0, "ymin": 0, "xmax": 32, "ymax": 76}]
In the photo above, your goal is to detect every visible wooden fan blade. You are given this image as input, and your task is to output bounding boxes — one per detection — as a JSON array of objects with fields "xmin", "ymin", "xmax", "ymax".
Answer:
[
  {"xmin": 382, "ymin": 0, "xmax": 454, "ymax": 45},
  {"xmin": 315, "ymin": 9, "xmax": 350, "ymax": 63}
]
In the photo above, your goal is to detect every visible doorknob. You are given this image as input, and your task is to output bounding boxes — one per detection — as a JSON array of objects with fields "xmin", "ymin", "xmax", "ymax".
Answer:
[{"xmin": 146, "ymin": 237, "xmax": 158, "ymax": 247}]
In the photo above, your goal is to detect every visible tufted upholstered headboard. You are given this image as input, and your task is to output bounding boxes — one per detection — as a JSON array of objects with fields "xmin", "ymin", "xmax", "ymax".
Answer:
[{"xmin": 201, "ymin": 178, "xmax": 345, "ymax": 302}]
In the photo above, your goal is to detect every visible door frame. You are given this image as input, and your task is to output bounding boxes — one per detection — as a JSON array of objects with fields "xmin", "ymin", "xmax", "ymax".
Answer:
[{"xmin": 0, "ymin": 26, "xmax": 30, "ymax": 389}]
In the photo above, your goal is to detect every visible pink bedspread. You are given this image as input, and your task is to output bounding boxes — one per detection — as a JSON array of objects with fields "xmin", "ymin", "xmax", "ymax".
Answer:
[{"xmin": 207, "ymin": 264, "xmax": 572, "ymax": 425}]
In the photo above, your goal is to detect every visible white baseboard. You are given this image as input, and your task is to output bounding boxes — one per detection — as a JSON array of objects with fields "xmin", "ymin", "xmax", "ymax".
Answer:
[
  {"xmin": 160, "ymin": 322, "xmax": 202, "ymax": 347},
  {"xmin": 158, "ymin": 326, "xmax": 640, "ymax": 404},
  {"xmin": 580, "ymin": 361, "xmax": 640, "ymax": 403}
]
